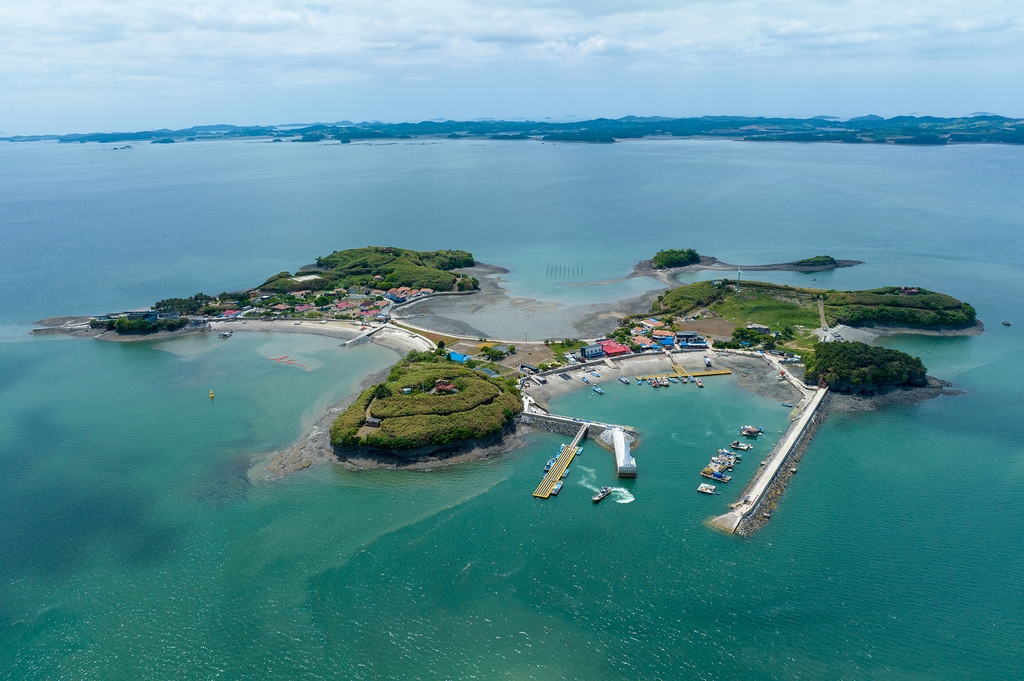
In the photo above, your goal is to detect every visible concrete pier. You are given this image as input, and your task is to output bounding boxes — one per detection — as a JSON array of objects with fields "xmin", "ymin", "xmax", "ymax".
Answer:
[{"xmin": 519, "ymin": 412, "xmax": 639, "ymax": 478}]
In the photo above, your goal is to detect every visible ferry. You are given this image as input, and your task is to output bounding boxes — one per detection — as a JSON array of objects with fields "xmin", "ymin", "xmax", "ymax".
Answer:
[
  {"xmin": 618, "ymin": 376, "xmax": 630, "ymax": 384},
  {"xmin": 695, "ymin": 378, "xmax": 704, "ymax": 388},
  {"xmin": 667, "ymin": 376, "xmax": 679, "ymax": 383},
  {"xmin": 590, "ymin": 371, "xmax": 601, "ymax": 378},
  {"xmin": 544, "ymin": 458, "xmax": 556, "ymax": 472},
  {"xmin": 703, "ymin": 355, "xmax": 713, "ymax": 368},
  {"xmin": 697, "ymin": 483, "xmax": 717, "ymax": 495},
  {"xmin": 741, "ymin": 425, "xmax": 764, "ymax": 437},
  {"xmin": 550, "ymin": 481, "xmax": 564, "ymax": 495},
  {"xmin": 592, "ymin": 486, "xmax": 612, "ymax": 502},
  {"xmin": 730, "ymin": 440, "xmax": 753, "ymax": 451},
  {"xmin": 218, "ymin": 331, "xmax": 233, "ymax": 339},
  {"xmin": 593, "ymin": 386, "xmax": 605, "ymax": 395},
  {"xmin": 581, "ymin": 376, "xmax": 591, "ymax": 384},
  {"xmin": 781, "ymin": 402, "xmax": 794, "ymax": 408}
]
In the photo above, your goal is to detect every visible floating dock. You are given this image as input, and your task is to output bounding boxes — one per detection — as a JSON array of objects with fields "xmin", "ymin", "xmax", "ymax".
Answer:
[
  {"xmin": 634, "ymin": 368, "xmax": 731, "ymax": 381},
  {"xmin": 533, "ymin": 424, "xmax": 588, "ymax": 498}
]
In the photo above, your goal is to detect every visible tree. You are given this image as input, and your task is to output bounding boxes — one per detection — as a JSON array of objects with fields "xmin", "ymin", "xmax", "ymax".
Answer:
[
  {"xmin": 373, "ymin": 383, "xmax": 393, "ymax": 400},
  {"xmin": 437, "ymin": 340, "xmax": 445, "ymax": 348}
]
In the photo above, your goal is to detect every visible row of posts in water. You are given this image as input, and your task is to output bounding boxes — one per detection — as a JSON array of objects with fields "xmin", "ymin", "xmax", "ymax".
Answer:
[{"xmin": 546, "ymin": 264, "xmax": 584, "ymax": 279}]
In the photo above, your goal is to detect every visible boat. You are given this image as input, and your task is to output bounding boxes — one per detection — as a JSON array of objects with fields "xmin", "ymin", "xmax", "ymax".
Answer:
[
  {"xmin": 680, "ymin": 376, "xmax": 688, "ymax": 384},
  {"xmin": 544, "ymin": 458, "xmax": 556, "ymax": 472},
  {"xmin": 618, "ymin": 376, "xmax": 629, "ymax": 384},
  {"xmin": 1003, "ymin": 320, "xmax": 1012, "ymax": 326},
  {"xmin": 741, "ymin": 425, "xmax": 763, "ymax": 437},
  {"xmin": 550, "ymin": 481, "xmax": 563, "ymax": 495},
  {"xmin": 581, "ymin": 376, "xmax": 590, "ymax": 384},
  {"xmin": 561, "ymin": 468, "xmax": 569, "ymax": 478},
  {"xmin": 711, "ymin": 471, "xmax": 731, "ymax": 483},
  {"xmin": 590, "ymin": 371, "xmax": 600, "ymax": 378},
  {"xmin": 659, "ymin": 377, "xmax": 669, "ymax": 387},
  {"xmin": 294, "ymin": 321, "xmax": 302, "ymax": 325},
  {"xmin": 667, "ymin": 376, "xmax": 679, "ymax": 383},
  {"xmin": 218, "ymin": 331, "xmax": 233, "ymax": 338},
  {"xmin": 650, "ymin": 379, "xmax": 657, "ymax": 387},
  {"xmin": 592, "ymin": 486, "xmax": 612, "ymax": 502},
  {"xmin": 697, "ymin": 483, "xmax": 717, "ymax": 495},
  {"xmin": 593, "ymin": 387, "xmax": 605, "ymax": 395},
  {"xmin": 730, "ymin": 440, "xmax": 753, "ymax": 451},
  {"xmin": 695, "ymin": 378, "xmax": 704, "ymax": 388},
  {"xmin": 781, "ymin": 402, "xmax": 794, "ymax": 408}
]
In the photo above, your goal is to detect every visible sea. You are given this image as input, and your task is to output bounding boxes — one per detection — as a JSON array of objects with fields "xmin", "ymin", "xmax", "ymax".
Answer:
[{"xmin": 1, "ymin": 138, "xmax": 1022, "ymax": 679}]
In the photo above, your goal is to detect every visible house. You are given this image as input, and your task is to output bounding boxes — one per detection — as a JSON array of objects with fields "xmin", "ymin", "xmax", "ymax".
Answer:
[
  {"xmin": 596, "ymin": 339, "xmax": 631, "ymax": 356},
  {"xmin": 899, "ymin": 287, "xmax": 920, "ymax": 295},
  {"xmin": 272, "ymin": 304, "xmax": 290, "ymax": 311},
  {"xmin": 373, "ymin": 275, "xmax": 383, "ymax": 281},
  {"xmin": 676, "ymin": 331, "xmax": 701, "ymax": 342},
  {"xmin": 222, "ymin": 310, "xmax": 240, "ymax": 317},
  {"xmin": 519, "ymin": 363, "xmax": 539, "ymax": 374},
  {"xmin": 335, "ymin": 302, "xmax": 353, "ymax": 310},
  {"xmin": 294, "ymin": 304, "xmax": 315, "ymax": 312},
  {"xmin": 746, "ymin": 322, "xmax": 771, "ymax": 334},
  {"xmin": 384, "ymin": 290, "xmax": 407, "ymax": 303},
  {"xmin": 631, "ymin": 327, "xmax": 646, "ymax": 336},
  {"xmin": 580, "ymin": 344, "xmax": 605, "ymax": 359},
  {"xmin": 294, "ymin": 290, "xmax": 312, "ymax": 297},
  {"xmin": 632, "ymin": 336, "xmax": 656, "ymax": 348},
  {"xmin": 640, "ymin": 318, "xmax": 666, "ymax": 330},
  {"xmin": 447, "ymin": 352, "xmax": 471, "ymax": 363},
  {"xmin": 489, "ymin": 345, "xmax": 510, "ymax": 355},
  {"xmin": 434, "ymin": 379, "xmax": 458, "ymax": 393},
  {"xmin": 365, "ymin": 417, "xmax": 382, "ymax": 428},
  {"xmin": 419, "ymin": 288, "xmax": 433, "ymax": 295}
]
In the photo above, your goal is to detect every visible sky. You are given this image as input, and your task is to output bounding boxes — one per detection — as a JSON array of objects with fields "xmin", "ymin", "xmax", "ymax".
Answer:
[{"xmin": 1, "ymin": 0, "xmax": 1023, "ymax": 134}]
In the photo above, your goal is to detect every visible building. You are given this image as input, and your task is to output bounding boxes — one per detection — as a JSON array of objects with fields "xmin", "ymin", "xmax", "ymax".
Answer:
[
  {"xmin": 519, "ymin": 363, "xmax": 539, "ymax": 374},
  {"xmin": 365, "ymin": 417, "xmax": 382, "ymax": 428},
  {"xmin": 580, "ymin": 344, "xmax": 605, "ymax": 359},
  {"xmin": 746, "ymin": 323, "xmax": 771, "ymax": 334},
  {"xmin": 447, "ymin": 352, "xmax": 471, "ymax": 363},
  {"xmin": 294, "ymin": 304, "xmax": 315, "ymax": 312},
  {"xmin": 272, "ymin": 304, "xmax": 289, "ymax": 311},
  {"xmin": 632, "ymin": 335, "xmax": 656, "ymax": 349},
  {"xmin": 434, "ymin": 379, "xmax": 458, "ymax": 393},
  {"xmin": 597, "ymin": 339, "xmax": 631, "ymax": 357},
  {"xmin": 641, "ymin": 318, "xmax": 666, "ymax": 330}
]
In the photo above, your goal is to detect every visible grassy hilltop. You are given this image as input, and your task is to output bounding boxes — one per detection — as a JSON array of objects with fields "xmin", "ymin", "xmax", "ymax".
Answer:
[
  {"xmin": 260, "ymin": 246, "xmax": 477, "ymax": 294},
  {"xmin": 331, "ymin": 351, "xmax": 522, "ymax": 452}
]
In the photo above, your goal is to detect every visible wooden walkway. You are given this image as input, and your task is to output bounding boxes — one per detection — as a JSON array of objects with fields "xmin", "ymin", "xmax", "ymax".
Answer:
[{"xmin": 533, "ymin": 424, "xmax": 588, "ymax": 499}]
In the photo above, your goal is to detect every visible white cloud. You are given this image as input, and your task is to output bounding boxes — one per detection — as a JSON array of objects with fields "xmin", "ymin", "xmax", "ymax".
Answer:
[{"xmin": 0, "ymin": 0, "xmax": 1022, "ymax": 130}]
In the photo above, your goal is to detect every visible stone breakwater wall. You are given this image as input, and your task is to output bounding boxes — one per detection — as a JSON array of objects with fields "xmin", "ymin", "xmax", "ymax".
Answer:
[
  {"xmin": 517, "ymin": 413, "xmax": 635, "ymax": 454},
  {"xmin": 734, "ymin": 391, "xmax": 833, "ymax": 537}
]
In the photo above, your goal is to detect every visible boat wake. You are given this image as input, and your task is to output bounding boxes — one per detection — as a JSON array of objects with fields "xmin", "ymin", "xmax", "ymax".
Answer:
[{"xmin": 576, "ymin": 465, "xmax": 635, "ymax": 504}]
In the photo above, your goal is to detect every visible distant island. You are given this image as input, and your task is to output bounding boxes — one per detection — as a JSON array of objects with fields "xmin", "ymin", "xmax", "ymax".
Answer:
[
  {"xmin": 330, "ymin": 350, "xmax": 523, "ymax": 457},
  {"xmin": 7, "ymin": 114, "xmax": 1024, "ymax": 146}
]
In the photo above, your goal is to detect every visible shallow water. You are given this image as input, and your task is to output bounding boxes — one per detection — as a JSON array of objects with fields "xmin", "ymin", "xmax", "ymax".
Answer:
[{"xmin": 1, "ymin": 139, "xmax": 1023, "ymax": 679}]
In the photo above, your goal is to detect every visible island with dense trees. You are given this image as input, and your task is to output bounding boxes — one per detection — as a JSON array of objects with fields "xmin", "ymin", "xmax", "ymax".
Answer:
[
  {"xmin": 652, "ymin": 248, "xmax": 701, "ymax": 269},
  {"xmin": 805, "ymin": 341, "xmax": 927, "ymax": 393},
  {"xmin": 330, "ymin": 351, "xmax": 523, "ymax": 456}
]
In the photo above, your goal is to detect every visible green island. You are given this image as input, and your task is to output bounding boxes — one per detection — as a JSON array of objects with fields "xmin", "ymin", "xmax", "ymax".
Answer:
[
  {"xmin": 793, "ymin": 255, "xmax": 838, "ymax": 266},
  {"xmin": 330, "ymin": 351, "xmax": 523, "ymax": 452},
  {"xmin": 652, "ymin": 248, "xmax": 701, "ymax": 269},
  {"xmin": 260, "ymin": 246, "xmax": 477, "ymax": 293},
  {"xmin": 805, "ymin": 341, "xmax": 927, "ymax": 393},
  {"xmin": 601, "ymin": 279, "xmax": 977, "ymax": 354}
]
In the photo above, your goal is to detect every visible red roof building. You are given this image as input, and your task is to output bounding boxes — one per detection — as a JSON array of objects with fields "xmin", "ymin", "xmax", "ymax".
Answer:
[{"xmin": 597, "ymin": 339, "xmax": 631, "ymax": 356}]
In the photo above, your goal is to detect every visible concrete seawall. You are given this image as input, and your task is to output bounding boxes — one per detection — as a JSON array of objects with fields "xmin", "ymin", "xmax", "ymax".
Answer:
[
  {"xmin": 710, "ymin": 386, "xmax": 829, "ymax": 535},
  {"xmin": 518, "ymin": 413, "xmax": 639, "ymax": 477}
]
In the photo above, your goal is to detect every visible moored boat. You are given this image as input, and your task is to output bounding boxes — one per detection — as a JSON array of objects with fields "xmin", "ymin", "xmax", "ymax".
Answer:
[
  {"xmin": 590, "ymin": 371, "xmax": 600, "ymax": 378},
  {"xmin": 781, "ymin": 402, "xmax": 794, "ymax": 408},
  {"xmin": 592, "ymin": 486, "xmax": 612, "ymax": 502},
  {"xmin": 618, "ymin": 376, "xmax": 629, "ymax": 384},
  {"xmin": 581, "ymin": 376, "xmax": 590, "ymax": 384},
  {"xmin": 730, "ymin": 440, "xmax": 753, "ymax": 451},
  {"xmin": 219, "ymin": 331, "xmax": 233, "ymax": 338},
  {"xmin": 593, "ymin": 386, "xmax": 605, "ymax": 395},
  {"xmin": 680, "ymin": 376, "xmax": 688, "ymax": 384},
  {"xmin": 544, "ymin": 458, "xmax": 556, "ymax": 472},
  {"xmin": 741, "ymin": 425, "xmax": 763, "ymax": 437},
  {"xmin": 667, "ymin": 376, "xmax": 679, "ymax": 383},
  {"xmin": 697, "ymin": 483, "xmax": 717, "ymax": 495},
  {"xmin": 550, "ymin": 481, "xmax": 563, "ymax": 495},
  {"xmin": 695, "ymin": 378, "xmax": 704, "ymax": 388}
]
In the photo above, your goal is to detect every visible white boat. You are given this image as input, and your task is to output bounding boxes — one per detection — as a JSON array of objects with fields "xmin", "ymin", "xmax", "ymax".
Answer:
[
  {"xmin": 294, "ymin": 321, "xmax": 302, "ymax": 325},
  {"xmin": 218, "ymin": 331, "xmax": 233, "ymax": 339},
  {"xmin": 697, "ymin": 483, "xmax": 717, "ymax": 495},
  {"xmin": 618, "ymin": 376, "xmax": 629, "ymax": 384},
  {"xmin": 695, "ymin": 378, "xmax": 704, "ymax": 388},
  {"xmin": 550, "ymin": 481, "xmax": 564, "ymax": 495}
]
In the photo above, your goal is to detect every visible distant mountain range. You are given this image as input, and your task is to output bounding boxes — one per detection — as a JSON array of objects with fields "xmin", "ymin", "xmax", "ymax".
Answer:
[{"xmin": 5, "ymin": 115, "xmax": 1023, "ymax": 145}]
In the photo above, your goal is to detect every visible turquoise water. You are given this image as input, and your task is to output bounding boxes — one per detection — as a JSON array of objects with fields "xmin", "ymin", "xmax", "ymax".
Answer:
[{"xmin": 2, "ymin": 140, "xmax": 1024, "ymax": 678}]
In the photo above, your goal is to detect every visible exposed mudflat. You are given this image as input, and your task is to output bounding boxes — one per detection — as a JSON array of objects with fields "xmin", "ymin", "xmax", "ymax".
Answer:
[{"xmin": 829, "ymin": 376, "xmax": 965, "ymax": 412}]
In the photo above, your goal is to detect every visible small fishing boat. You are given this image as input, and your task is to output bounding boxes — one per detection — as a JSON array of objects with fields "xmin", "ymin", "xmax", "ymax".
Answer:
[
  {"xmin": 695, "ymin": 378, "xmax": 704, "ymax": 388},
  {"xmin": 711, "ymin": 471, "xmax": 732, "ymax": 483},
  {"xmin": 650, "ymin": 379, "xmax": 657, "ymax": 387},
  {"xmin": 667, "ymin": 376, "xmax": 679, "ymax": 383},
  {"xmin": 544, "ymin": 458, "xmax": 556, "ymax": 472},
  {"xmin": 741, "ymin": 425, "xmax": 763, "ymax": 437},
  {"xmin": 660, "ymin": 377, "xmax": 669, "ymax": 387},
  {"xmin": 697, "ymin": 483, "xmax": 717, "ymax": 495},
  {"xmin": 680, "ymin": 376, "xmax": 688, "ymax": 384},
  {"xmin": 1003, "ymin": 320, "xmax": 1012, "ymax": 326},
  {"xmin": 593, "ymin": 386, "xmax": 605, "ymax": 395},
  {"xmin": 561, "ymin": 468, "xmax": 569, "ymax": 478},
  {"xmin": 618, "ymin": 376, "xmax": 629, "ymax": 384},
  {"xmin": 589, "ymin": 371, "xmax": 600, "ymax": 378},
  {"xmin": 218, "ymin": 331, "xmax": 233, "ymax": 338},
  {"xmin": 550, "ymin": 481, "xmax": 563, "ymax": 495},
  {"xmin": 781, "ymin": 402, "xmax": 794, "ymax": 408},
  {"xmin": 592, "ymin": 486, "xmax": 612, "ymax": 502},
  {"xmin": 581, "ymin": 376, "xmax": 590, "ymax": 384},
  {"xmin": 730, "ymin": 440, "xmax": 752, "ymax": 451}
]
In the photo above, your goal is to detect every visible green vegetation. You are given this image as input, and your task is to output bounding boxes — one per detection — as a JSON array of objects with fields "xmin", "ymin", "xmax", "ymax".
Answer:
[
  {"xmin": 330, "ymin": 351, "xmax": 522, "ymax": 451},
  {"xmin": 794, "ymin": 255, "xmax": 837, "ymax": 266},
  {"xmin": 824, "ymin": 287, "xmax": 975, "ymax": 327},
  {"xmin": 805, "ymin": 342, "xmax": 927, "ymax": 393},
  {"xmin": 92, "ymin": 316, "xmax": 190, "ymax": 334},
  {"xmin": 260, "ymin": 246, "xmax": 477, "ymax": 294},
  {"xmin": 659, "ymin": 281, "xmax": 725, "ymax": 314},
  {"xmin": 154, "ymin": 293, "xmax": 215, "ymax": 315},
  {"xmin": 652, "ymin": 248, "xmax": 700, "ymax": 269}
]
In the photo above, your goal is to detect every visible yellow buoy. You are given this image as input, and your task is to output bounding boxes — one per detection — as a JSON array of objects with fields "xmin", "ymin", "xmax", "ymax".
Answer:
[{"xmin": 209, "ymin": 390, "xmax": 214, "ymax": 399}]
